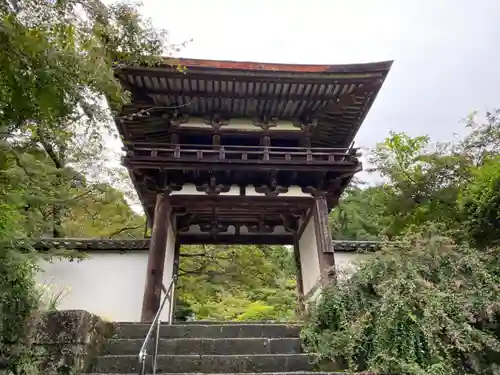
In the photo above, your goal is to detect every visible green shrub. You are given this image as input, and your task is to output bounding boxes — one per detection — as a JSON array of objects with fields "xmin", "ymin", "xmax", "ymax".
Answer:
[
  {"xmin": 0, "ymin": 204, "xmax": 42, "ymax": 374},
  {"xmin": 302, "ymin": 233, "xmax": 500, "ymax": 375},
  {"xmin": 460, "ymin": 157, "xmax": 500, "ymax": 249}
]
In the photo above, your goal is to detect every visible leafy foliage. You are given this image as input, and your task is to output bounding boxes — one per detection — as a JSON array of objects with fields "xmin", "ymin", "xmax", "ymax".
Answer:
[
  {"xmin": 0, "ymin": 196, "xmax": 41, "ymax": 374},
  {"xmin": 303, "ymin": 232, "xmax": 500, "ymax": 375},
  {"xmin": 329, "ymin": 183, "xmax": 390, "ymax": 240},
  {"xmin": 0, "ymin": 0, "xmax": 171, "ymax": 372},
  {"xmin": 330, "ymin": 118, "xmax": 500, "ymax": 242},
  {"xmin": 460, "ymin": 157, "xmax": 500, "ymax": 249},
  {"xmin": 178, "ymin": 245, "xmax": 296, "ymax": 321},
  {"xmin": 1, "ymin": 2, "xmax": 500, "ymax": 375},
  {"xmin": 319, "ymin": 111, "xmax": 500, "ymax": 374}
]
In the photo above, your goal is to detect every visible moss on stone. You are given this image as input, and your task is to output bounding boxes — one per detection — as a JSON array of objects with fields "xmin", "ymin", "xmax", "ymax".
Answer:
[{"xmin": 33, "ymin": 309, "xmax": 114, "ymax": 374}]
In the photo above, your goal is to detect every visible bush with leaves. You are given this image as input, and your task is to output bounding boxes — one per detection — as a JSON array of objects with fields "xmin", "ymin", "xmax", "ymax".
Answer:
[
  {"xmin": 178, "ymin": 244, "xmax": 297, "ymax": 321},
  {"xmin": 302, "ymin": 232, "xmax": 500, "ymax": 375},
  {"xmin": 0, "ymin": 203, "xmax": 41, "ymax": 374},
  {"xmin": 460, "ymin": 156, "xmax": 500, "ymax": 250},
  {"xmin": 0, "ymin": 0, "xmax": 172, "ymax": 372}
]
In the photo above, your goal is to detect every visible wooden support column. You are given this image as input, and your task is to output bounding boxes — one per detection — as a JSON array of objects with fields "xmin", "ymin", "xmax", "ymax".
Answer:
[
  {"xmin": 141, "ymin": 193, "xmax": 171, "ymax": 322},
  {"xmin": 312, "ymin": 195, "xmax": 336, "ymax": 285},
  {"xmin": 170, "ymin": 132, "xmax": 179, "ymax": 145},
  {"xmin": 293, "ymin": 239, "xmax": 305, "ymax": 314},
  {"xmin": 212, "ymin": 133, "xmax": 220, "ymax": 147}
]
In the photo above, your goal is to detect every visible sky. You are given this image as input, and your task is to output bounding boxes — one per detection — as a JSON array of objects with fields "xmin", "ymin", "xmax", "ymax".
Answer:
[{"xmin": 138, "ymin": 0, "xmax": 500, "ymax": 150}]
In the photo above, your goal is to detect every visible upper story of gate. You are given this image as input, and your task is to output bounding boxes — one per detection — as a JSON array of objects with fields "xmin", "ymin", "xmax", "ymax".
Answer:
[{"xmin": 113, "ymin": 58, "xmax": 392, "ymax": 219}]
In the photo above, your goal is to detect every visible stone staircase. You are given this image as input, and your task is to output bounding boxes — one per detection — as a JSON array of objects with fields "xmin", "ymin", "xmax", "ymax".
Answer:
[{"xmin": 85, "ymin": 321, "xmax": 324, "ymax": 375}]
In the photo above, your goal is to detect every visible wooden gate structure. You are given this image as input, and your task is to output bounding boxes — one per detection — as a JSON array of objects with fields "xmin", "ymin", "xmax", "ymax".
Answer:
[{"xmin": 111, "ymin": 58, "xmax": 392, "ymax": 321}]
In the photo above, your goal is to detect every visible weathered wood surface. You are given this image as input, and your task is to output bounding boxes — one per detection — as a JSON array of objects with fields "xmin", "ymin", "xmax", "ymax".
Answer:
[{"xmin": 141, "ymin": 193, "xmax": 170, "ymax": 322}]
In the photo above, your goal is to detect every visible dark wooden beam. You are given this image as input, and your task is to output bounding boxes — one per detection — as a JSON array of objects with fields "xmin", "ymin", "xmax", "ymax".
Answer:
[
  {"xmin": 141, "ymin": 194, "xmax": 170, "ymax": 322},
  {"xmin": 124, "ymin": 83, "xmax": 365, "ymax": 103},
  {"xmin": 122, "ymin": 125, "xmax": 305, "ymax": 140},
  {"xmin": 116, "ymin": 68, "xmax": 383, "ymax": 86},
  {"xmin": 124, "ymin": 158, "xmax": 360, "ymax": 173},
  {"xmin": 178, "ymin": 234, "xmax": 294, "ymax": 245},
  {"xmin": 312, "ymin": 195, "xmax": 336, "ymax": 286},
  {"xmin": 169, "ymin": 195, "xmax": 313, "ymax": 208},
  {"xmin": 297, "ymin": 207, "xmax": 314, "ymax": 239}
]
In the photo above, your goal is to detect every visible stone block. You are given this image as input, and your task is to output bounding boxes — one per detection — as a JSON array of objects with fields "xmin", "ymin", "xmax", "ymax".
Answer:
[
  {"xmin": 103, "ymin": 337, "xmax": 302, "ymax": 355},
  {"xmin": 114, "ymin": 323, "xmax": 301, "ymax": 339},
  {"xmin": 93, "ymin": 353, "xmax": 314, "ymax": 373},
  {"xmin": 33, "ymin": 309, "xmax": 114, "ymax": 374}
]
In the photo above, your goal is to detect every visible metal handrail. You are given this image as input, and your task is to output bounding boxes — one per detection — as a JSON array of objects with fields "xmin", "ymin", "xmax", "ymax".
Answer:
[{"xmin": 138, "ymin": 275, "xmax": 177, "ymax": 375}]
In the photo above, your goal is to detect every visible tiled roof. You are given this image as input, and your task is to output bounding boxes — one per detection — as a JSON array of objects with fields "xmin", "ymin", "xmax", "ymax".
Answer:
[
  {"xmin": 12, "ymin": 238, "xmax": 383, "ymax": 252},
  {"xmin": 115, "ymin": 58, "xmax": 393, "ymax": 148}
]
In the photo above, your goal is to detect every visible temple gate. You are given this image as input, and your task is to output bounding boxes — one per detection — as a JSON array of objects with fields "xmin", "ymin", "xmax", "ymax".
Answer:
[{"xmin": 113, "ymin": 58, "xmax": 392, "ymax": 321}]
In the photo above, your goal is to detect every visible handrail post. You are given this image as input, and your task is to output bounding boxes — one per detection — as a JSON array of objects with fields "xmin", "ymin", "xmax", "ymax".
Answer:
[
  {"xmin": 169, "ymin": 278, "xmax": 176, "ymax": 324},
  {"xmin": 139, "ymin": 355, "xmax": 146, "ymax": 375},
  {"xmin": 137, "ymin": 276, "xmax": 177, "ymax": 375},
  {"xmin": 152, "ymin": 317, "xmax": 161, "ymax": 375}
]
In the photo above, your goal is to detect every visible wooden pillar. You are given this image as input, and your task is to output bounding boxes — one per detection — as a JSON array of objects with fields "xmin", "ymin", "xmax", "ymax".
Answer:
[
  {"xmin": 262, "ymin": 135, "xmax": 271, "ymax": 147},
  {"xmin": 213, "ymin": 133, "xmax": 220, "ymax": 147},
  {"xmin": 141, "ymin": 193, "xmax": 170, "ymax": 322},
  {"xmin": 312, "ymin": 195, "xmax": 336, "ymax": 285},
  {"xmin": 170, "ymin": 132, "xmax": 179, "ymax": 145},
  {"xmin": 293, "ymin": 240, "xmax": 305, "ymax": 314}
]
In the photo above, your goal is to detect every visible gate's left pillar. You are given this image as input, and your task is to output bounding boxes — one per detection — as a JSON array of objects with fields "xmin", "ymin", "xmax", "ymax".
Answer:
[{"xmin": 141, "ymin": 193, "xmax": 176, "ymax": 322}]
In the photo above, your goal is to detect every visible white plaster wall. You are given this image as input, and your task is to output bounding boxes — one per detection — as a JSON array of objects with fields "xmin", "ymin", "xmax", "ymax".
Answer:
[
  {"xmin": 305, "ymin": 251, "xmax": 373, "ymax": 304},
  {"xmin": 162, "ymin": 220, "xmax": 176, "ymax": 321},
  {"xmin": 36, "ymin": 252, "xmax": 149, "ymax": 321},
  {"xmin": 170, "ymin": 183, "xmax": 240, "ymax": 196},
  {"xmin": 246, "ymin": 185, "xmax": 312, "ymax": 197},
  {"xmin": 335, "ymin": 251, "xmax": 371, "ymax": 279},
  {"xmin": 171, "ymin": 184, "xmax": 313, "ymax": 198},
  {"xmin": 36, "ymin": 223, "xmax": 177, "ymax": 322},
  {"xmin": 298, "ymin": 218, "xmax": 320, "ymax": 296}
]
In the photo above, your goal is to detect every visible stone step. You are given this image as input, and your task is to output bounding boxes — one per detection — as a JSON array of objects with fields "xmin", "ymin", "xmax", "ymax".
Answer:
[
  {"xmin": 114, "ymin": 323, "xmax": 301, "ymax": 339},
  {"xmin": 173, "ymin": 320, "xmax": 303, "ymax": 325},
  {"xmin": 118, "ymin": 320, "xmax": 301, "ymax": 325},
  {"xmin": 92, "ymin": 354, "xmax": 314, "ymax": 373},
  {"xmin": 104, "ymin": 337, "xmax": 302, "ymax": 355}
]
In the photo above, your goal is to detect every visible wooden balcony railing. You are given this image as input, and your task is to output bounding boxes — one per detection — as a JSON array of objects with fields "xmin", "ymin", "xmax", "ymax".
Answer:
[{"xmin": 124, "ymin": 143, "xmax": 360, "ymax": 164}]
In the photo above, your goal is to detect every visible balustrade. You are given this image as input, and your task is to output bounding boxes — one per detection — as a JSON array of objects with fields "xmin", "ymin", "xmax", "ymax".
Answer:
[{"xmin": 124, "ymin": 143, "xmax": 359, "ymax": 164}]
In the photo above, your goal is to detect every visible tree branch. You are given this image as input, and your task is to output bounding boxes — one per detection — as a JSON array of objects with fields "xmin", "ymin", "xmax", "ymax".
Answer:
[
  {"xmin": 107, "ymin": 223, "xmax": 144, "ymax": 238},
  {"xmin": 37, "ymin": 133, "xmax": 64, "ymax": 170}
]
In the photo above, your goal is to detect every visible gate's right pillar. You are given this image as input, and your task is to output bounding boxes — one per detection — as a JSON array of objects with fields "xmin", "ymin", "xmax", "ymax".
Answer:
[{"xmin": 296, "ymin": 195, "xmax": 336, "ymax": 301}]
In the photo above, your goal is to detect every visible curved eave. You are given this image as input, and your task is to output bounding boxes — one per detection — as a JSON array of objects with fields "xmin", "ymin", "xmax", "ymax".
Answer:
[
  {"xmin": 118, "ymin": 57, "xmax": 393, "ymax": 77},
  {"xmin": 113, "ymin": 57, "xmax": 393, "ymax": 150}
]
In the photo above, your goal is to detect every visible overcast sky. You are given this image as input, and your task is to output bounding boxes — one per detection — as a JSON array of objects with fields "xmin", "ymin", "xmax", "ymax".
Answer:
[{"xmin": 138, "ymin": 0, "xmax": 500, "ymax": 150}]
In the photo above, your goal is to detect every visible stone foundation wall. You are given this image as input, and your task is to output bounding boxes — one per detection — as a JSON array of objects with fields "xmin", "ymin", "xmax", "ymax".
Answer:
[{"xmin": 33, "ymin": 309, "xmax": 114, "ymax": 374}]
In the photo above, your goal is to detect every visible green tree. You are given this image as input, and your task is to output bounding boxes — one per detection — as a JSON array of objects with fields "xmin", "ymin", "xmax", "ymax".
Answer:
[
  {"xmin": 370, "ymin": 132, "xmax": 470, "ymax": 237},
  {"xmin": 329, "ymin": 182, "xmax": 390, "ymax": 240},
  {"xmin": 0, "ymin": 0, "xmax": 171, "ymax": 372},
  {"xmin": 178, "ymin": 244, "xmax": 297, "ymax": 321},
  {"xmin": 460, "ymin": 157, "xmax": 500, "ymax": 249},
  {"xmin": 332, "ymin": 132, "xmax": 474, "ymax": 241},
  {"xmin": 303, "ymin": 232, "xmax": 500, "ymax": 375}
]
